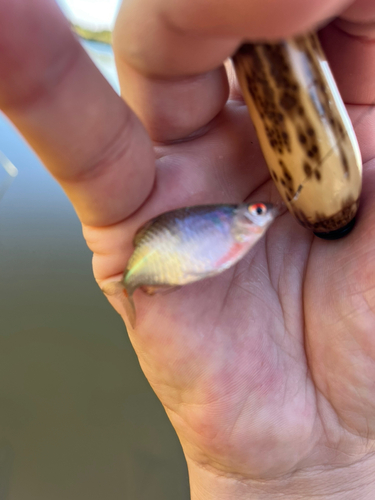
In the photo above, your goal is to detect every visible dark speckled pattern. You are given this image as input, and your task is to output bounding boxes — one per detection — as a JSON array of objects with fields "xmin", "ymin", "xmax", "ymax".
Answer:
[
  {"xmin": 296, "ymin": 34, "xmax": 349, "ymax": 178},
  {"xmin": 233, "ymin": 33, "xmax": 362, "ymax": 233}
]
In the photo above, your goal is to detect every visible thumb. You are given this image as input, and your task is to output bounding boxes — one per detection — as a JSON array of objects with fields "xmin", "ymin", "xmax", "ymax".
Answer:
[{"xmin": 114, "ymin": 0, "xmax": 354, "ymax": 76}]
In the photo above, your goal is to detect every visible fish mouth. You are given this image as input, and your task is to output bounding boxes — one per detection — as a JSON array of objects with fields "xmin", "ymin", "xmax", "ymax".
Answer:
[{"xmin": 271, "ymin": 202, "xmax": 287, "ymax": 218}]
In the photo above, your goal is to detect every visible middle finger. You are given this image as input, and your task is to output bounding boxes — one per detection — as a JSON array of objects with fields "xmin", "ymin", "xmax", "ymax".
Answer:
[{"xmin": 115, "ymin": 59, "xmax": 229, "ymax": 142}]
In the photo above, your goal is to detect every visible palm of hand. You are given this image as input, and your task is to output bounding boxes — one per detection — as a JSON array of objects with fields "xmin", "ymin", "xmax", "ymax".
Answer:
[
  {"xmin": 87, "ymin": 85, "xmax": 375, "ymax": 478},
  {"xmin": 1, "ymin": 0, "xmax": 375, "ymax": 489}
]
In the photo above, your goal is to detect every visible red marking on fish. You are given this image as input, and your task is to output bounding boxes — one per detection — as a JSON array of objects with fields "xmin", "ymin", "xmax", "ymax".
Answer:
[{"xmin": 214, "ymin": 242, "xmax": 245, "ymax": 268}]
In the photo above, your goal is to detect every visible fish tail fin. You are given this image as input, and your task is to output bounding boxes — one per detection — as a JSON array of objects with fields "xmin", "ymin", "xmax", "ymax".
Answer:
[
  {"xmin": 101, "ymin": 281, "xmax": 137, "ymax": 329},
  {"xmin": 122, "ymin": 288, "xmax": 136, "ymax": 329},
  {"xmin": 101, "ymin": 281, "xmax": 123, "ymax": 296}
]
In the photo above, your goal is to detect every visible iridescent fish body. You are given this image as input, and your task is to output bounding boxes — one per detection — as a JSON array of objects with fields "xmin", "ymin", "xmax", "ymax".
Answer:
[{"xmin": 120, "ymin": 202, "xmax": 278, "ymax": 327}]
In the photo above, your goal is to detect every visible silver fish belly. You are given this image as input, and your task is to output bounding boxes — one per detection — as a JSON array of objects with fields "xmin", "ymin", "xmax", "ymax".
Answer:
[
  {"xmin": 124, "ymin": 203, "xmax": 276, "ymax": 294},
  {"xmin": 118, "ymin": 203, "xmax": 277, "ymax": 327}
]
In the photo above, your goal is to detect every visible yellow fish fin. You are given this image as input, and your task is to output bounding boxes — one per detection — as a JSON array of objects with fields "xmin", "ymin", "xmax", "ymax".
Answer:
[
  {"xmin": 122, "ymin": 289, "xmax": 136, "ymax": 329},
  {"xmin": 101, "ymin": 281, "xmax": 137, "ymax": 329}
]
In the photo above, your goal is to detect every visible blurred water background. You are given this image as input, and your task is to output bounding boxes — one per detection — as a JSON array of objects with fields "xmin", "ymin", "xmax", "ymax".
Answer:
[{"xmin": 0, "ymin": 38, "xmax": 189, "ymax": 499}]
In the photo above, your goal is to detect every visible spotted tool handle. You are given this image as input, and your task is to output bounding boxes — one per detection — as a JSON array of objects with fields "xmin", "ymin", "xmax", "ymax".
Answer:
[{"xmin": 233, "ymin": 33, "xmax": 362, "ymax": 238}]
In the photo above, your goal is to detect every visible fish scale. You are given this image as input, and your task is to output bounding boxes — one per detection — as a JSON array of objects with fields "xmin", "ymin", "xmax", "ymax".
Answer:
[
  {"xmin": 120, "ymin": 203, "xmax": 278, "ymax": 327},
  {"xmin": 125, "ymin": 206, "xmax": 239, "ymax": 293},
  {"xmin": 116, "ymin": 31, "xmax": 371, "ymax": 328}
]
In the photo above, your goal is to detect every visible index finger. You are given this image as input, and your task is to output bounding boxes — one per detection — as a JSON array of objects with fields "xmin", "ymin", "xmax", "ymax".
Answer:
[{"xmin": 0, "ymin": 0, "xmax": 155, "ymax": 227}]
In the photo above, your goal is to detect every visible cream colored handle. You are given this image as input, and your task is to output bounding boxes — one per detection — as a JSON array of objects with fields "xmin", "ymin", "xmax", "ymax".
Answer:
[{"xmin": 233, "ymin": 33, "xmax": 362, "ymax": 236}]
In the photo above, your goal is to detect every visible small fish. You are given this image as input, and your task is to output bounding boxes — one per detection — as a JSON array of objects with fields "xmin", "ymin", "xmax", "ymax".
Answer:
[{"xmin": 115, "ymin": 202, "xmax": 278, "ymax": 327}]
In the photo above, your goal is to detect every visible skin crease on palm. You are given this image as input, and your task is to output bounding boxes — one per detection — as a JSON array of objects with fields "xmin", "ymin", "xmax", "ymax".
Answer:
[{"xmin": 2, "ymin": 0, "xmax": 375, "ymax": 497}]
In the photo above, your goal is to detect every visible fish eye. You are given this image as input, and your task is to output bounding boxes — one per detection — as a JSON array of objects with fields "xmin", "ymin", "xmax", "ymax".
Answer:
[{"xmin": 249, "ymin": 203, "xmax": 267, "ymax": 216}]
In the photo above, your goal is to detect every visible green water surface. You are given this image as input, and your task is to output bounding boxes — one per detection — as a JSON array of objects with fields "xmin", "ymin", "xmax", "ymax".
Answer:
[{"xmin": 0, "ymin": 41, "xmax": 189, "ymax": 500}]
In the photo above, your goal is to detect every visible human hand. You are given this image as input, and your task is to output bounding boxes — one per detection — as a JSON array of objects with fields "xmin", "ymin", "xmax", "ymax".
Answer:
[{"xmin": 2, "ymin": 0, "xmax": 375, "ymax": 498}]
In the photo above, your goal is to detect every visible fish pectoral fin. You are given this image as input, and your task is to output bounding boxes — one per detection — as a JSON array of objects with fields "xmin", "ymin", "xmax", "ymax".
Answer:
[{"xmin": 140, "ymin": 285, "xmax": 181, "ymax": 296}]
